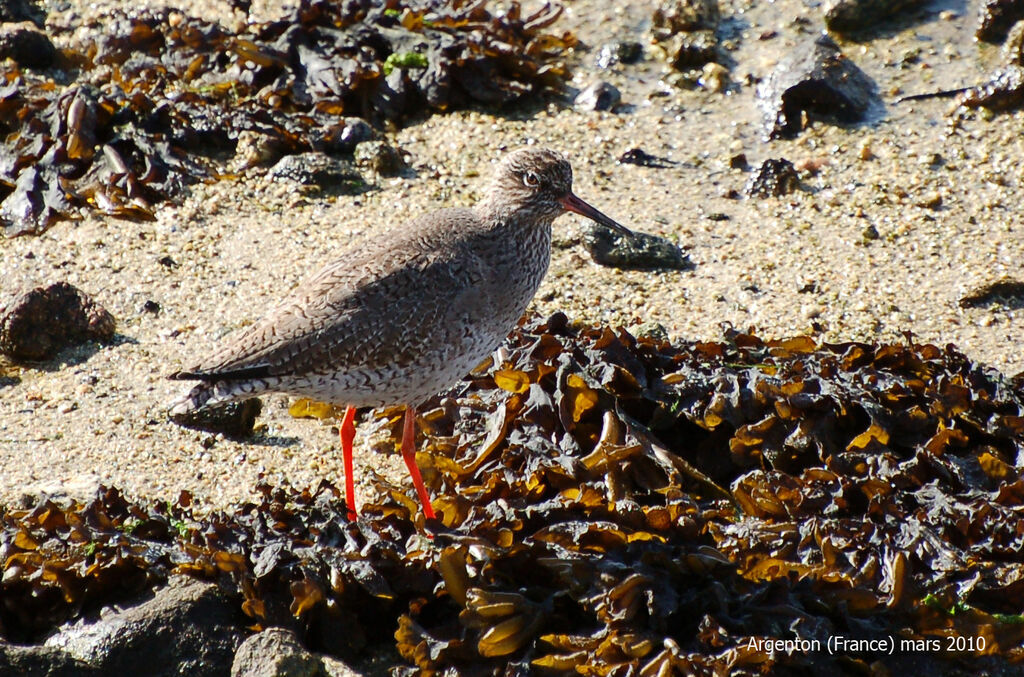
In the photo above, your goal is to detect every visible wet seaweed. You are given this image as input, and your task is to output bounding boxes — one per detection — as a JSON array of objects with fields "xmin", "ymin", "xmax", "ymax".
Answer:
[
  {"xmin": 0, "ymin": 0, "xmax": 576, "ymax": 235},
  {"xmin": 3, "ymin": 314, "xmax": 1024, "ymax": 673}
]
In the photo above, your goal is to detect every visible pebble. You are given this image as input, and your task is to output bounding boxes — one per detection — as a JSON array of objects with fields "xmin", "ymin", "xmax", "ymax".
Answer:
[
  {"xmin": 354, "ymin": 140, "xmax": 405, "ymax": 176},
  {"xmin": 915, "ymin": 192, "xmax": 943, "ymax": 209},
  {"xmin": 574, "ymin": 81, "xmax": 622, "ymax": 111}
]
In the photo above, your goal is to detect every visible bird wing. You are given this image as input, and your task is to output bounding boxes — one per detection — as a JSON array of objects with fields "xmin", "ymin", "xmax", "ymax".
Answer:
[{"xmin": 176, "ymin": 209, "xmax": 487, "ymax": 382}]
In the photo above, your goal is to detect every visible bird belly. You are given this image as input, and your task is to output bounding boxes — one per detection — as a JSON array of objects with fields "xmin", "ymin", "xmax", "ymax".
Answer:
[{"xmin": 281, "ymin": 330, "xmax": 503, "ymax": 408}]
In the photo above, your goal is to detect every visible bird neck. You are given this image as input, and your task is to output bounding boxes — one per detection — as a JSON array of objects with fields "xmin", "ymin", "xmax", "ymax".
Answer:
[
  {"xmin": 469, "ymin": 204, "xmax": 553, "ymax": 286},
  {"xmin": 473, "ymin": 200, "xmax": 557, "ymax": 235},
  {"xmin": 473, "ymin": 207, "xmax": 553, "ymax": 253}
]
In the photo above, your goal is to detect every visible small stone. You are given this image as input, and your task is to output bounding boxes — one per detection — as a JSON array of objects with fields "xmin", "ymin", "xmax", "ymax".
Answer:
[
  {"xmin": 584, "ymin": 225, "xmax": 693, "ymax": 270},
  {"xmin": 915, "ymin": 191, "xmax": 942, "ymax": 209},
  {"xmin": 728, "ymin": 153, "xmax": 748, "ymax": 169},
  {"xmin": 824, "ymin": 0, "xmax": 929, "ymax": 34},
  {"xmin": 618, "ymin": 148, "xmax": 675, "ymax": 168},
  {"xmin": 268, "ymin": 152, "xmax": 366, "ymax": 192},
  {"xmin": 354, "ymin": 140, "xmax": 405, "ymax": 176},
  {"xmin": 745, "ymin": 158, "xmax": 799, "ymax": 198},
  {"xmin": 794, "ymin": 157, "xmax": 830, "ymax": 174},
  {"xmin": 231, "ymin": 627, "xmax": 340, "ymax": 677},
  {"xmin": 0, "ymin": 283, "xmax": 115, "ymax": 361},
  {"xmin": 316, "ymin": 117, "xmax": 374, "ymax": 153},
  {"xmin": 858, "ymin": 142, "xmax": 874, "ymax": 160},
  {"xmin": 657, "ymin": 31, "xmax": 720, "ymax": 70},
  {"xmin": 630, "ymin": 321, "xmax": 670, "ymax": 342},
  {"xmin": 652, "ymin": 0, "xmax": 721, "ymax": 35},
  {"xmin": 757, "ymin": 35, "xmax": 882, "ymax": 139},
  {"xmin": 574, "ymin": 81, "xmax": 622, "ymax": 111},
  {"xmin": 0, "ymin": 22, "xmax": 55, "ymax": 69},
  {"xmin": 650, "ymin": 0, "xmax": 720, "ymax": 70},
  {"xmin": 231, "ymin": 131, "xmax": 288, "ymax": 170},
  {"xmin": 862, "ymin": 224, "xmax": 880, "ymax": 240},
  {"xmin": 699, "ymin": 62, "xmax": 729, "ymax": 92},
  {"xmin": 596, "ymin": 41, "xmax": 643, "ymax": 68}
]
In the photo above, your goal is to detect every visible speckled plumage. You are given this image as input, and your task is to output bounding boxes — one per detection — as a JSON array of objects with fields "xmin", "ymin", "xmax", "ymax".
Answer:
[
  {"xmin": 168, "ymin": 147, "xmax": 632, "ymax": 518},
  {"xmin": 170, "ymin": 149, "xmax": 582, "ymax": 411}
]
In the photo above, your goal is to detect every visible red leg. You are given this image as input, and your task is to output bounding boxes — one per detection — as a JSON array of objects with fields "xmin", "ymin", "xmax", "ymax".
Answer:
[
  {"xmin": 340, "ymin": 405, "xmax": 357, "ymax": 520},
  {"xmin": 402, "ymin": 406, "xmax": 436, "ymax": 520}
]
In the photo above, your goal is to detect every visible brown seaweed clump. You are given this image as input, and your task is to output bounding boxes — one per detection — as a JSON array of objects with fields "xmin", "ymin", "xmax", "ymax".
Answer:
[
  {"xmin": 0, "ymin": 0, "xmax": 576, "ymax": 236},
  {"xmin": 3, "ymin": 314, "xmax": 1024, "ymax": 674}
]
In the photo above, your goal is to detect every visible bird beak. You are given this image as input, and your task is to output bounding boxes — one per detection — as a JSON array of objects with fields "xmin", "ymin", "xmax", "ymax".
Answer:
[{"xmin": 560, "ymin": 192, "xmax": 634, "ymax": 236}]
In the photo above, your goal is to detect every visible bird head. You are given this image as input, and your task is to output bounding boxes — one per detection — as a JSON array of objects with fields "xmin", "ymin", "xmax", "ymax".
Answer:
[{"xmin": 481, "ymin": 147, "xmax": 634, "ymax": 237}]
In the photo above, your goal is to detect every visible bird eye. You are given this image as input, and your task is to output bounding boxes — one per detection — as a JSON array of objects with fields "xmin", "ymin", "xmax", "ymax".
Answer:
[{"xmin": 523, "ymin": 171, "xmax": 540, "ymax": 188}]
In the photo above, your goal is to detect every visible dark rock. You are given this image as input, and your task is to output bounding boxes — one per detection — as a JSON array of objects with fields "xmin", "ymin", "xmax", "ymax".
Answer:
[
  {"xmin": 316, "ymin": 118, "xmax": 375, "ymax": 154},
  {"xmin": 652, "ymin": 0, "xmax": 720, "ymax": 33},
  {"xmin": 0, "ymin": 21, "xmax": 55, "ymax": 69},
  {"xmin": 574, "ymin": 81, "xmax": 621, "ymax": 112},
  {"xmin": 657, "ymin": 30, "xmax": 719, "ymax": 70},
  {"xmin": 651, "ymin": 0, "xmax": 720, "ymax": 70},
  {"xmin": 758, "ymin": 34, "xmax": 883, "ymax": 139},
  {"xmin": 170, "ymin": 397, "xmax": 262, "ymax": 438},
  {"xmin": 353, "ymin": 140, "xmax": 405, "ymax": 177},
  {"xmin": 584, "ymin": 225, "xmax": 693, "ymax": 270},
  {"xmin": 960, "ymin": 278, "xmax": 1024, "ymax": 308},
  {"xmin": 268, "ymin": 153, "xmax": 366, "ymax": 192},
  {"xmin": 618, "ymin": 148, "xmax": 676, "ymax": 168},
  {"xmin": 0, "ymin": 282, "xmax": 116, "ymax": 361},
  {"xmin": 823, "ymin": 0, "xmax": 927, "ymax": 34},
  {"xmin": 746, "ymin": 158, "xmax": 799, "ymax": 198},
  {"xmin": 0, "ymin": 641, "xmax": 99, "ymax": 677},
  {"xmin": 596, "ymin": 41, "xmax": 643, "ymax": 68},
  {"xmin": 44, "ymin": 577, "xmax": 244, "ymax": 676},
  {"xmin": 977, "ymin": 0, "xmax": 1024, "ymax": 43},
  {"xmin": 0, "ymin": 0, "xmax": 45, "ymax": 27},
  {"xmin": 728, "ymin": 153, "xmax": 748, "ymax": 169}
]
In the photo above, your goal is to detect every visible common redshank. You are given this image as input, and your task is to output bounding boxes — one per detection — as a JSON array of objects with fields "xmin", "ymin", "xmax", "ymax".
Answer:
[{"xmin": 169, "ymin": 147, "xmax": 633, "ymax": 520}]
